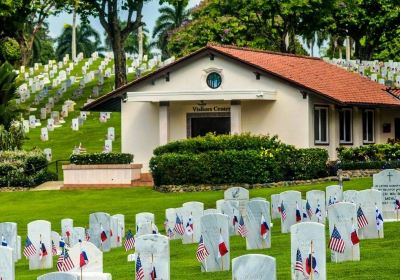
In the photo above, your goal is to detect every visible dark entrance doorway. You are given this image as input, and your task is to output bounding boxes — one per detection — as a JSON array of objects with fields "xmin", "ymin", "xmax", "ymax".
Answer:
[
  {"xmin": 395, "ymin": 118, "xmax": 400, "ymax": 140},
  {"xmin": 187, "ymin": 113, "xmax": 230, "ymax": 137}
]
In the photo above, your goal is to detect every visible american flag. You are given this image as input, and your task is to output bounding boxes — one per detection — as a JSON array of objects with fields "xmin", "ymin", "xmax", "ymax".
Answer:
[
  {"xmin": 23, "ymin": 237, "xmax": 36, "ymax": 257},
  {"xmin": 329, "ymin": 226, "xmax": 345, "ymax": 253},
  {"xmin": 57, "ymin": 248, "xmax": 75, "ymax": 272},
  {"xmin": 237, "ymin": 215, "xmax": 248, "ymax": 237},
  {"xmin": 306, "ymin": 200, "xmax": 313, "ymax": 218},
  {"xmin": 136, "ymin": 256, "xmax": 145, "ymax": 280},
  {"xmin": 280, "ymin": 201, "xmax": 287, "ymax": 221},
  {"xmin": 196, "ymin": 235, "xmax": 209, "ymax": 262},
  {"xmin": 124, "ymin": 229, "xmax": 135, "ymax": 251},
  {"xmin": 52, "ymin": 240, "xmax": 58, "ymax": 256},
  {"xmin": 357, "ymin": 206, "xmax": 368, "ymax": 228},
  {"xmin": 295, "ymin": 248, "xmax": 304, "ymax": 273},
  {"xmin": 174, "ymin": 215, "xmax": 185, "ymax": 236},
  {"xmin": 167, "ymin": 228, "xmax": 174, "ymax": 239}
]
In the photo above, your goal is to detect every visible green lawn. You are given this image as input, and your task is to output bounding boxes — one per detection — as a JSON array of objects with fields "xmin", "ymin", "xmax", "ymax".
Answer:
[{"xmin": 0, "ymin": 177, "xmax": 398, "ymax": 279}]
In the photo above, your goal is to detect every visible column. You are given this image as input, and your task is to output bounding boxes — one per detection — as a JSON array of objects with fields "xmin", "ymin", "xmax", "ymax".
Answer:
[
  {"xmin": 230, "ymin": 101, "xmax": 241, "ymax": 135},
  {"xmin": 375, "ymin": 108, "xmax": 381, "ymax": 143},
  {"xmin": 159, "ymin": 102, "xmax": 169, "ymax": 145},
  {"xmin": 329, "ymin": 104, "xmax": 338, "ymax": 159}
]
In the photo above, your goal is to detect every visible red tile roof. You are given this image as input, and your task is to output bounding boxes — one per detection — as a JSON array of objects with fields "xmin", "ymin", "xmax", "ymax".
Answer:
[
  {"xmin": 209, "ymin": 44, "xmax": 400, "ymax": 106},
  {"xmin": 84, "ymin": 43, "xmax": 400, "ymax": 111}
]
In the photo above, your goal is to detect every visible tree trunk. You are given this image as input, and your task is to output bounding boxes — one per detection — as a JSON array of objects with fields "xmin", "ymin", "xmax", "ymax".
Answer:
[
  {"xmin": 111, "ymin": 32, "xmax": 127, "ymax": 89},
  {"xmin": 16, "ymin": 33, "xmax": 31, "ymax": 66}
]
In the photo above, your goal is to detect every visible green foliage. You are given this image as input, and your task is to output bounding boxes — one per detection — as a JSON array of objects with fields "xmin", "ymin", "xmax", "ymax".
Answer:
[
  {"xmin": 31, "ymin": 24, "xmax": 56, "ymax": 65},
  {"xmin": 150, "ymin": 134, "xmax": 328, "ymax": 186},
  {"xmin": 0, "ymin": 121, "xmax": 25, "ymax": 150},
  {"xmin": 0, "ymin": 37, "xmax": 21, "ymax": 63},
  {"xmin": 56, "ymin": 24, "xmax": 104, "ymax": 61},
  {"xmin": 0, "ymin": 62, "xmax": 23, "ymax": 129},
  {"xmin": 337, "ymin": 144, "xmax": 400, "ymax": 170},
  {"xmin": 70, "ymin": 152, "xmax": 134, "ymax": 165},
  {"xmin": 153, "ymin": 133, "xmax": 284, "ymax": 155},
  {"xmin": 153, "ymin": 0, "xmax": 190, "ymax": 58},
  {"xmin": 0, "ymin": 149, "xmax": 52, "ymax": 187}
]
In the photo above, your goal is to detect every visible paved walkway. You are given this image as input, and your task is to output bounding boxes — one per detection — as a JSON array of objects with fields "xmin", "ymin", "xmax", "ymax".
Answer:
[{"xmin": 31, "ymin": 181, "xmax": 63, "ymax": 191}]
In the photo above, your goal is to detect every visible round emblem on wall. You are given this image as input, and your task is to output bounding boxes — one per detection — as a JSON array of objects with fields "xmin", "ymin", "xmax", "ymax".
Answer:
[{"xmin": 206, "ymin": 72, "xmax": 222, "ymax": 89}]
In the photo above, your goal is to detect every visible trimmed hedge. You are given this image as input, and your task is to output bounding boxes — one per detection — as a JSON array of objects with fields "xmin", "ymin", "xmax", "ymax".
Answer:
[
  {"xmin": 150, "ymin": 135, "xmax": 329, "ymax": 186},
  {"xmin": 337, "ymin": 144, "xmax": 400, "ymax": 162},
  {"xmin": 153, "ymin": 133, "xmax": 284, "ymax": 155},
  {"xmin": 70, "ymin": 153, "xmax": 133, "ymax": 165},
  {"xmin": 337, "ymin": 144, "xmax": 400, "ymax": 170},
  {"xmin": 0, "ymin": 150, "xmax": 56, "ymax": 187}
]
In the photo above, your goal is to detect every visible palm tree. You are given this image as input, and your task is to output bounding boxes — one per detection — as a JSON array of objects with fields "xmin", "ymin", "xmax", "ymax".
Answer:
[
  {"xmin": 152, "ymin": 1, "xmax": 190, "ymax": 59},
  {"xmin": 56, "ymin": 24, "xmax": 104, "ymax": 60},
  {"xmin": 104, "ymin": 25, "xmax": 151, "ymax": 55}
]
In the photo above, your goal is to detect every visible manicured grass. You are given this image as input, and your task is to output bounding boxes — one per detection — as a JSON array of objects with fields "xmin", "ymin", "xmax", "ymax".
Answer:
[{"xmin": 0, "ymin": 177, "xmax": 398, "ymax": 279}]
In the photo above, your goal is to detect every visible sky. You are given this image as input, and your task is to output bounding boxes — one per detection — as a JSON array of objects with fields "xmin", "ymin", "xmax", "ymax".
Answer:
[{"xmin": 48, "ymin": 0, "xmax": 201, "ymax": 43}]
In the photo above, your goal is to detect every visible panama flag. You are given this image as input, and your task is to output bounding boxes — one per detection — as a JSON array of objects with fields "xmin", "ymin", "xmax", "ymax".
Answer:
[
  {"xmin": 1, "ymin": 235, "xmax": 7, "ymax": 247},
  {"xmin": 305, "ymin": 253, "xmax": 319, "ymax": 277},
  {"xmin": 375, "ymin": 206, "xmax": 384, "ymax": 231},
  {"xmin": 217, "ymin": 234, "xmax": 228, "ymax": 258},
  {"xmin": 296, "ymin": 202, "xmax": 302, "ymax": 222},
  {"xmin": 233, "ymin": 215, "xmax": 238, "ymax": 227},
  {"xmin": 351, "ymin": 224, "xmax": 360, "ymax": 245},
  {"xmin": 100, "ymin": 226, "xmax": 107, "ymax": 242},
  {"xmin": 150, "ymin": 265, "xmax": 157, "ymax": 280},
  {"xmin": 39, "ymin": 241, "xmax": 48, "ymax": 260},
  {"xmin": 260, "ymin": 215, "xmax": 269, "ymax": 239},
  {"xmin": 80, "ymin": 250, "xmax": 89, "ymax": 267},
  {"xmin": 59, "ymin": 238, "xmax": 65, "ymax": 249},
  {"xmin": 185, "ymin": 215, "xmax": 194, "ymax": 236},
  {"xmin": 315, "ymin": 203, "xmax": 322, "ymax": 222}
]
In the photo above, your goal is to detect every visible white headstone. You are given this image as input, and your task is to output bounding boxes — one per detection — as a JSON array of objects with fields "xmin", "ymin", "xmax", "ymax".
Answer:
[
  {"xmin": 372, "ymin": 169, "xmax": 400, "ymax": 219},
  {"xmin": 61, "ymin": 219, "xmax": 74, "ymax": 245},
  {"xmin": 165, "ymin": 208, "xmax": 180, "ymax": 240},
  {"xmin": 271, "ymin": 194, "xmax": 281, "ymax": 219},
  {"xmin": 44, "ymin": 148, "xmax": 52, "ymax": 161},
  {"xmin": 327, "ymin": 202, "xmax": 359, "ymax": 262},
  {"xmin": 357, "ymin": 189, "xmax": 384, "ymax": 239},
  {"xmin": 305, "ymin": 190, "xmax": 326, "ymax": 223},
  {"xmin": 27, "ymin": 220, "xmax": 53, "ymax": 269},
  {"xmin": 182, "ymin": 201, "xmax": 204, "ymax": 244},
  {"xmin": 47, "ymin": 119, "xmax": 54, "ymax": 131},
  {"xmin": 291, "ymin": 222, "xmax": 326, "ymax": 280},
  {"xmin": 41, "ymin": 127, "xmax": 49, "ymax": 141},
  {"xmin": 71, "ymin": 118, "xmax": 79, "ymax": 131},
  {"xmin": 245, "ymin": 199, "xmax": 271, "ymax": 249},
  {"xmin": 89, "ymin": 212, "xmax": 112, "ymax": 252},
  {"xmin": 37, "ymin": 272, "xmax": 78, "ymax": 280},
  {"xmin": 0, "ymin": 222, "xmax": 18, "ymax": 262},
  {"xmin": 69, "ymin": 241, "xmax": 103, "ymax": 273},
  {"xmin": 232, "ymin": 254, "xmax": 276, "ymax": 280},
  {"xmin": 107, "ymin": 127, "xmax": 115, "ymax": 141},
  {"xmin": 280, "ymin": 190, "xmax": 302, "ymax": 233},
  {"xmin": 110, "ymin": 217, "xmax": 119, "ymax": 249},
  {"xmin": 104, "ymin": 140, "xmax": 112, "ymax": 153},
  {"xmin": 326, "ymin": 185, "xmax": 343, "ymax": 207},
  {"xmin": 112, "ymin": 214, "xmax": 125, "ymax": 247},
  {"xmin": 343, "ymin": 190, "xmax": 359, "ymax": 203},
  {"xmin": 135, "ymin": 234, "xmax": 170, "ymax": 280},
  {"xmin": 224, "ymin": 187, "xmax": 249, "ymax": 217},
  {"xmin": 216, "ymin": 199, "xmax": 240, "ymax": 236},
  {"xmin": 70, "ymin": 227, "xmax": 85, "ymax": 247},
  {"xmin": 136, "ymin": 212, "xmax": 155, "ymax": 236},
  {"xmin": 0, "ymin": 246, "xmax": 15, "ymax": 280},
  {"xmin": 199, "ymin": 213, "xmax": 229, "ymax": 272},
  {"xmin": 29, "ymin": 115, "xmax": 36, "ymax": 128}
]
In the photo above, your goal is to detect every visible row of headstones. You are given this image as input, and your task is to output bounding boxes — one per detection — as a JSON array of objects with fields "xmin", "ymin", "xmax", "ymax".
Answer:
[{"xmin": 324, "ymin": 58, "xmax": 400, "ymax": 87}]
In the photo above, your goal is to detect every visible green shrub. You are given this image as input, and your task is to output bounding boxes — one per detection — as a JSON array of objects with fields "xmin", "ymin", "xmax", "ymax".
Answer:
[
  {"xmin": 0, "ymin": 37, "xmax": 21, "ymax": 63},
  {"xmin": 70, "ymin": 153, "xmax": 134, "ymax": 165},
  {"xmin": 153, "ymin": 133, "xmax": 284, "ymax": 155},
  {"xmin": 33, "ymin": 169, "xmax": 58, "ymax": 185},
  {"xmin": 0, "ymin": 150, "xmax": 52, "ymax": 188},
  {"xmin": 150, "ymin": 135, "xmax": 329, "ymax": 186}
]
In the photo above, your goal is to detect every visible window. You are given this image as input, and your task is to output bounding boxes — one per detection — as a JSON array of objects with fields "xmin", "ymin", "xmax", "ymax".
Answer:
[
  {"xmin": 314, "ymin": 106, "xmax": 329, "ymax": 144},
  {"xmin": 339, "ymin": 108, "xmax": 352, "ymax": 143},
  {"xmin": 206, "ymin": 72, "xmax": 222, "ymax": 89},
  {"xmin": 363, "ymin": 110, "xmax": 374, "ymax": 143}
]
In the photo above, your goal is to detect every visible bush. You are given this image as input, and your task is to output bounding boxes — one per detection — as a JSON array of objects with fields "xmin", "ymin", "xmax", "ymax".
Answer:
[
  {"xmin": 70, "ymin": 153, "xmax": 134, "ymax": 165},
  {"xmin": 150, "ymin": 134, "xmax": 329, "ymax": 186},
  {"xmin": 337, "ymin": 144, "xmax": 400, "ymax": 170},
  {"xmin": 0, "ymin": 37, "xmax": 21, "ymax": 63},
  {"xmin": 0, "ymin": 150, "xmax": 51, "ymax": 188},
  {"xmin": 153, "ymin": 133, "xmax": 284, "ymax": 155}
]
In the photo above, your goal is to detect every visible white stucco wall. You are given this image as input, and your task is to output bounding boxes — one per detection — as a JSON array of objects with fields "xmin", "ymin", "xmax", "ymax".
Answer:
[{"xmin": 120, "ymin": 53, "xmax": 313, "ymax": 171}]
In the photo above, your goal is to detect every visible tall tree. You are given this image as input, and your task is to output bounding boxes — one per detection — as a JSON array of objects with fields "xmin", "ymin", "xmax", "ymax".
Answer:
[
  {"xmin": 31, "ymin": 23, "xmax": 56, "ymax": 65},
  {"xmin": 152, "ymin": 0, "xmax": 189, "ymax": 59},
  {"xmin": 77, "ymin": 0, "xmax": 147, "ymax": 89},
  {"xmin": 104, "ymin": 24, "xmax": 151, "ymax": 55},
  {"xmin": 56, "ymin": 24, "xmax": 104, "ymax": 60},
  {"xmin": 0, "ymin": 62, "xmax": 20, "ymax": 128}
]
